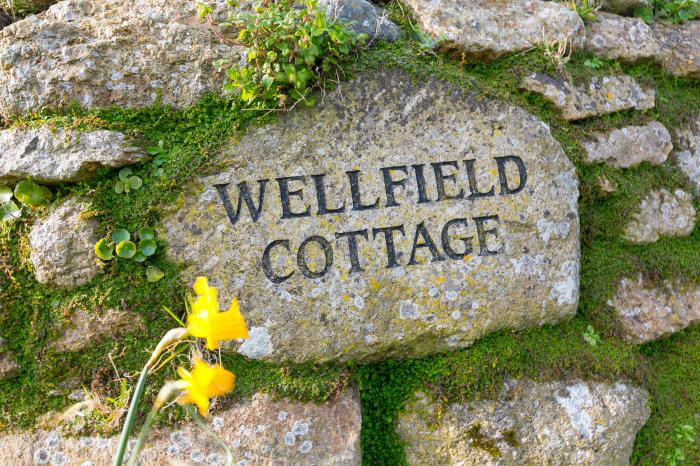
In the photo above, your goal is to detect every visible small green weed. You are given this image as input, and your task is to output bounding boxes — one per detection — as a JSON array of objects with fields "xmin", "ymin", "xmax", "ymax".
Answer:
[{"xmin": 635, "ymin": 0, "xmax": 700, "ymax": 24}]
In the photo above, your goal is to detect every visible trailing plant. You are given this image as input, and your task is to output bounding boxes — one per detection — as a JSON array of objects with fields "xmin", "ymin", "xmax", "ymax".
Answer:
[
  {"xmin": 666, "ymin": 424, "xmax": 697, "ymax": 465},
  {"xmin": 203, "ymin": 0, "xmax": 367, "ymax": 109},
  {"xmin": 146, "ymin": 140, "xmax": 170, "ymax": 178},
  {"xmin": 582, "ymin": 324, "xmax": 602, "ymax": 346},
  {"xmin": 0, "ymin": 179, "xmax": 53, "ymax": 222},
  {"xmin": 635, "ymin": 0, "xmax": 699, "ymax": 23},
  {"xmin": 566, "ymin": 0, "xmax": 599, "ymax": 22},
  {"xmin": 94, "ymin": 227, "xmax": 158, "ymax": 262}
]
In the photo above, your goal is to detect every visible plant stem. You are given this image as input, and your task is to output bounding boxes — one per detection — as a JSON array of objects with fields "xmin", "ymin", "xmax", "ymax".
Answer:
[
  {"xmin": 186, "ymin": 405, "xmax": 234, "ymax": 466},
  {"xmin": 125, "ymin": 404, "xmax": 159, "ymax": 466},
  {"xmin": 112, "ymin": 367, "xmax": 149, "ymax": 466}
]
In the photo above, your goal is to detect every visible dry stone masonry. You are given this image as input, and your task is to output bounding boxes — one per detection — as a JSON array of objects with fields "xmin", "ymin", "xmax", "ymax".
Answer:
[
  {"xmin": 52, "ymin": 308, "xmax": 146, "ymax": 353},
  {"xmin": 397, "ymin": 380, "xmax": 650, "ymax": 465},
  {"xmin": 623, "ymin": 189, "xmax": 696, "ymax": 244},
  {"xmin": 674, "ymin": 114, "xmax": 700, "ymax": 194},
  {"xmin": 0, "ymin": 389, "xmax": 361, "ymax": 465},
  {"xmin": 520, "ymin": 73, "xmax": 655, "ymax": 121},
  {"xmin": 165, "ymin": 69, "xmax": 581, "ymax": 363},
  {"xmin": 402, "ymin": 0, "xmax": 585, "ymax": 59},
  {"xmin": 0, "ymin": 127, "xmax": 143, "ymax": 184},
  {"xmin": 29, "ymin": 198, "xmax": 102, "ymax": 289},
  {"xmin": 611, "ymin": 275, "xmax": 700, "ymax": 344},
  {"xmin": 0, "ymin": 0, "xmax": 245, "ymax": 116},
  {"xmin": 583, "ymin": 121, "xmax": 672, "ymax": 168}
]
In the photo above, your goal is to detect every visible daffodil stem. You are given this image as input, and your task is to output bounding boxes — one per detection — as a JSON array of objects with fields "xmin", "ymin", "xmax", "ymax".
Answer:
[
  {"xmin": 186, "ymin": 405, "xmax": 234, "ymax": 466},
  {"xmin": 125, "ymin": 404, "xmax": 159, "ymax": 466},
  {"xmin": 113, "ymin": 367, "xmax": 149, "ymax": 466}
]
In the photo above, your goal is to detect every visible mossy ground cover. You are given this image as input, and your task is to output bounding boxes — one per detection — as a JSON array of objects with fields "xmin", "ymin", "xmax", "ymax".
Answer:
[{"xmin": 0, "ymin": 2, "xmax": 699, "ymax": 463}]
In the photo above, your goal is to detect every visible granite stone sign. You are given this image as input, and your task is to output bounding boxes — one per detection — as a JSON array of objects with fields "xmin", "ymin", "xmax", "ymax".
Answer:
[{"xmin": 164, "ymin": 69, "xmax": 580, "ymax": 363}]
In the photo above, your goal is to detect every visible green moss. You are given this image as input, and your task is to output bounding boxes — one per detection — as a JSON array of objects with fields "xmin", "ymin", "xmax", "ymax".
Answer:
[
  {"xmin": 1, "ymin": 4, "xmax": 699, "ymax": 466},
  {"xmin": 501, "ymin": 429, "xmax": 520, "ymax": 448},
  {"xmin": 466, "ymin": 423, "xmax": 501, "ymax": 458}
]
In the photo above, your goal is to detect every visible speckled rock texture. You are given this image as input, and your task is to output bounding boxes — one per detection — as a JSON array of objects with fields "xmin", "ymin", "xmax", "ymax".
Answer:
[
  {"xmin": 521, "ymin": 73, "xmax": 655, "ymax": 121},
  {"xmin": 0, "ymin": 390, "xmax": 361, "ymax": 465},
  {"xmin": 29, "ymin": 198, "xmax": 102, "ymax": 289},
  {"xmin": 674, "ymin": 114, "xmax": 700, "ymax": 194},
  {"xmin": 583, "ymin": 14, "xmax": 700, "ymax": 78},
  {"xmin": 0, "ymin": 333, "xmax": 19, "ymax": 380},
  {"xmin": 320, "ymin": 0, "xmax": 400, "ymax": 42},
  {"xmin": 52, "ymin": 308, "xmax": 145, "ymax": 352},
  {"xmin": 600, "ymin": 0, "xmax": 651, "ymax": 15},
  {"xmin": 164, "ymin": 69, "xmax": 580, "ymax": 364},
  {"xmin": 585, "ymin": 13, "xmax": 659, "ymax": 62},
  {"xmin": 0, "ymin": 0, "xmax": 244, "ymax": 116},
  {"xmin": 397, "ymin": 379, "xmax": 650, "ymax": 466},
  {"xmin": 0, "ymin": 127, "xmax": 143, "ymax": 184},
  {"xmin": 623, "ymin": 189, "xmax": 696, "ymax": 243},
  {"xmin": 652, "ymin": 20, "xmax": 700, "ymax": 79},
  {"xmin": 402, "ymin": 0, "xmax": 585, "ymax": 59},
  {"xmin": 611, "ymin": 274, "xmax": 700, "ymax": 344},
  {"xmin": 583, "ymin": 121, "xmax": 672, "ymax": 168}
]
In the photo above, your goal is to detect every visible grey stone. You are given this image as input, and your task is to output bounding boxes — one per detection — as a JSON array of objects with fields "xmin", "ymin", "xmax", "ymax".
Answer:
[
  {"xmin": 0, "ymin": 127, "xmax": 143, "ymax": 184},
  {"xmin": 52, "ymin": 308, "xmax": 145, "ymax": 352},
  {"xmin": 0, "ymin": 390, "xmax": 361, "ymax": 465},
  {"xmin": 610, "ymin": 274, "xmax": 700, "ymax": 344},
  {"xmin": 583, "ymin": 121, "xmax": 672, "ymax": 168},
  {"xmin": 164, "ymin": 69, "xmax": 580, "ymax": 364},
  {"xmin": 29, "ymin": 198, "xmax": 102, "ymax": 289},
  {"xmin": 585, "ymin": 13, "xmax": 660, "ymax": 62},
  {"xmin": 521, "ymin": 73, "xmax": 656, "ymax": 121},
  {"xmin": 397, "ymin": 379, "xmax": 650, "ymax": 466},
  {"xmin": 403, "ymin": 0, "xmax": 585, "ymax": 59},
  {"xmin": 599, "ymin": 0, "xmax": 651, "ymax": 15},
  {"xmin": 652, "ymin": 20, "xmax": 700, "ymax": 79},
  {"xmin": 320, "ymin": 0, "xmax": 400, "ymax": 42},
  {"xmin": 0, "ymin": 352, "xmax": 19, "ymax": 380},
  {"xmin": 623, "ymin": 189, "xmax": 696, "ymax": 243},
  {"xmin": 0, "ymin": 0, "xmax": 245, "ymax": 116},
  {"xmin": 674, "ymin": 115, "xmax": 700, "ymax": 194}
]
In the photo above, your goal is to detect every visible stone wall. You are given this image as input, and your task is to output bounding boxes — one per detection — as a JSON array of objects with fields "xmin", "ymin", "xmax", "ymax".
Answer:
[{"xmin": 0, "ymin": 0, "xmax": 699, "ymax": 465}]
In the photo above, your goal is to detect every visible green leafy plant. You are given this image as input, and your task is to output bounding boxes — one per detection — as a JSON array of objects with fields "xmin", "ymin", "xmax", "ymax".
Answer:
[
  {"xmin": 146, "ymin": 140, "xmax": 170, "ymax": 177},
  {"xmin": 114, "ymin": 168, "xmax": 143, "ymax": 194},
  {"xmin": 208, "ymin": 0, "xmax": 367, "ymax": 109},
  {"xmin": 567, "ymin": 0, "xmax": 599, "ymax": 22},
  {"xmin": 667, "ymin": 424, "xmax": 697, "ymax": 465},
  {"xmin": 583, "ymin": 325, "xmax": 602, "ymax": 346},
  {"xmin": 636, "ymin": 0, "xmax": 699, "ymax": 23},
  {"xmin": 584, "ymin": 57, "xmax": 604, "ymax": 70},
  {"xmin": 94, "ymin": 228, "xmax": 158, "ymax": 263},
  {"xmin": 0, "ymin": 180, "xmax": 53, "ymax": 222}
]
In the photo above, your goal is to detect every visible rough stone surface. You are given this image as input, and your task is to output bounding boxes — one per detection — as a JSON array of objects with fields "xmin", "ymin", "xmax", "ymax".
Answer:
[
  {"xmin": 652, "ymin": 20, "xmax": 700, "ymax": 79},
  {"xmin": 583, "ymin": 121, "xmax": 672, "ymax": 168},
  {"xmin": 674, "ymin": 115, "xmax": 700, "ymax": 194},
  {"xmin": 164, "ymin": 69, "xmax": 580, "ymax": 364},
  {"xmin": 600, "ymin": 0, "xmax": 651, "ymax": 15},
  {"xmin": 0, "ymin": 390, "xmax": 361, "ymax": 465},
  {"xmin": 0, "ymin": 126, "xmax": 143, "ymax": 184},
  {"xmin": 585, "ymin": 13, "xmax": 659, "ymax": 62},
  {"xmin": 29, "ymin": 198, "xmax": 102, "ymax": 289},
  {"xmin": 403, "ymin": 0, "xmax": 584, "ymax": 59},
  {"xmin": 320, "ymin": 0, "xmax": 400, "ymax": 42},
  {"xmin": 52, "ymin": 308, "xmax": 146, "ymax": 352},
  {"xmin": 0, "ymin": 0, "xmax": 244, "ymax": 116},
  {"xmin": 0, "ymin": 352, "xmax": 19, "ymax": 380},
  {"xmin": 611, "ymin": 274, "xmax": 700, "ymax": 344},
  {"xmin": 521, "ymin": 73, "xmax": 655, "ymax": 121},
  {"xmin": 624, "ymin": 189, "xmax": 696, "ymax": 243},
  {"xmin": 397, "ymin": 379, "xmax": 650, "ymax": 466}
]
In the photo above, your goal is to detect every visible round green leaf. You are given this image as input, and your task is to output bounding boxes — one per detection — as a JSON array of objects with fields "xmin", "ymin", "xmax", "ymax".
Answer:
[
  {"xmin": 138, "ymin": 228, "xmax": 156, "ymax": 240},
  {"xmin": 138, "ymin": 238, "xmax": 157, "ymax": 257},
  {"xmin": 0, "ymin": 201, "xmax": 21, "ymax": 222},
  {"xmin": 94, "ymin": 238, "xmax": 115, "ymax": 261},
  {"xmin": 127, "ymin": 176, "xmax": 143, "ymax": 190},
  {"xmin": 13, "ymin": 180, "xmax": 53, "ymax": 207},
  {"xmin": 111, "ymin": 229, "xmax": 130, "ymax": 243},
  {"xmin": 132, "ymin": 251, "xmax": 147, "ymax": 263},
  {"xmin": 0, "ymin": 185, "xmax": 13, "ymax": 203},
  {"xmin": 118, "ymin": 168, "xmax": 132, "ymax": 181},
  {"xmin": 116, "ymin": 240, "xmax": 137, "ymax": 259},
  {"xmin": 114, "ymin": 181, "xmax": 124, "ymax": 194},
  {"xmin": 146, "ymin": 266, "xmax": 165, "ymax": 283}
]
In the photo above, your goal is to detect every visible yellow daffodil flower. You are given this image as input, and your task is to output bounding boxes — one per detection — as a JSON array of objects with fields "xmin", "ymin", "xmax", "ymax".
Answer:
[
  {"xmin": 176, "ymin": 359, "xmax": 235, "ymax": 416},
  {"xmin": 187, "ymin": 277, "xmax": 249, "ymax": 350}
]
